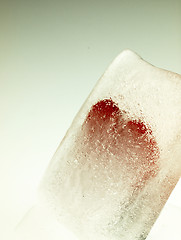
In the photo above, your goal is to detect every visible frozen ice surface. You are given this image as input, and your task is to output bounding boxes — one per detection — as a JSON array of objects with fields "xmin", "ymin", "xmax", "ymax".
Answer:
[{"xmin": 40, "ymin": 50, "xmax": 181, "ymax": 240}]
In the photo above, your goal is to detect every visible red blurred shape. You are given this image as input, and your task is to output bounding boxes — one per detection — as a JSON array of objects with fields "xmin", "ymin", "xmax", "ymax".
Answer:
[{"xmin": 83, "ymin": 99, "xmax": 159, "ymax": 186}]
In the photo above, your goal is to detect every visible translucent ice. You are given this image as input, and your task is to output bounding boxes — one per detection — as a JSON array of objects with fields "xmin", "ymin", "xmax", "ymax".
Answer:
[{"xmin": 15, "ymin": 50, "xmax": 181, "ymax": 240}]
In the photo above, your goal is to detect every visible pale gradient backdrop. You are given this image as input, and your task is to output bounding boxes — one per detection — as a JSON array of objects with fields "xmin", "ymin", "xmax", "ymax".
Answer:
[{"xmin": 0, "ymin": 0, "xmax": 181, "ymax": 239}]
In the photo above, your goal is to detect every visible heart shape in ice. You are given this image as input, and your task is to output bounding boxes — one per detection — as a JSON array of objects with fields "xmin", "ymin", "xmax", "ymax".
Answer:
[{"xmin": 82, "ymin": 98, "xmax": 159, "ymax": 189}]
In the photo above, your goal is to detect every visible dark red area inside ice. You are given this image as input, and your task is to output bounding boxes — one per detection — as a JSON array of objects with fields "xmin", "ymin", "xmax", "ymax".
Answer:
[{"xmin": 83, "ymin": 99, "xmax": 159, "ymax": 187}]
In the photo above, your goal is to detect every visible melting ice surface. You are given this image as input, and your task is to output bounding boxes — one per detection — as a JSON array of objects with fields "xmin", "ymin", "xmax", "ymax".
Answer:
[{"xmin": 40, "ymin": 50, "xmax": 181, "ymax": 240}]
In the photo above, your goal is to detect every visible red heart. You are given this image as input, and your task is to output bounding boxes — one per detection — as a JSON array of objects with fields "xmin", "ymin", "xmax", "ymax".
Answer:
[{"xmin": 82, "ymin": 99, "xmax": 159, "ymax": 188}]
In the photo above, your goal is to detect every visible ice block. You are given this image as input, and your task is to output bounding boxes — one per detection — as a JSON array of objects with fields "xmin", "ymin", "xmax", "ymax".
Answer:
[{"xmin": 15, "ymin": 50, "xmax": 181, "ymax": 240}]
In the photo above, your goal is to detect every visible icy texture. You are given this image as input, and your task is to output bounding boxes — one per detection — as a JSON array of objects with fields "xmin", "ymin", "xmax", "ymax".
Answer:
[{"xmin": 40, "ymin": 50, "xmax": 181, "ymax": 240}]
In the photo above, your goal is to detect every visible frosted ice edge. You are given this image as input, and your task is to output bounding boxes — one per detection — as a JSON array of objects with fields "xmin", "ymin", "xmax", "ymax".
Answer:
[{"xmin": 40, "ymin": 50, "xmax": 181, "ymax": 240}]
